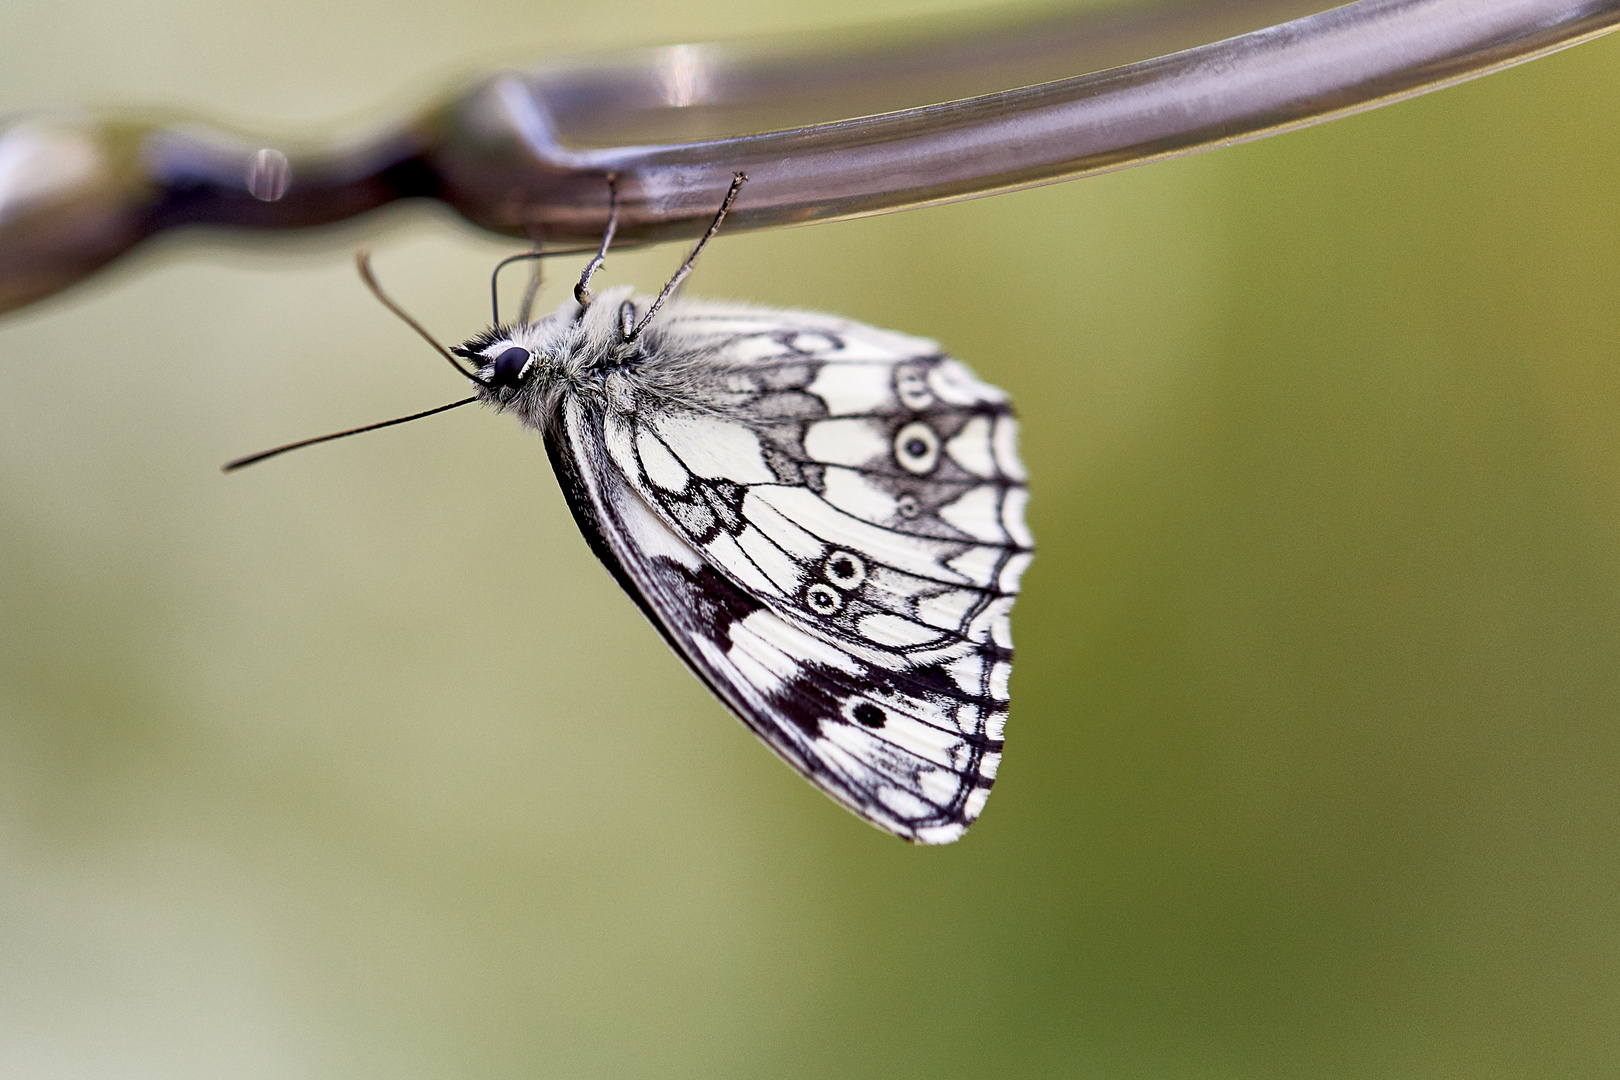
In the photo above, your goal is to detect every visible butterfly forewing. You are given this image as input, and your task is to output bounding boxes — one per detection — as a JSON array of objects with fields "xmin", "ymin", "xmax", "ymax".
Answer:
[{"xmin": 550, "ymin": 300, "xmax": 1030, "ymax": 843}]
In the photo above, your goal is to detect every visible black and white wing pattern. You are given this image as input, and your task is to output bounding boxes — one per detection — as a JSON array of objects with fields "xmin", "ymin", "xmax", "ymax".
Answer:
[{"xmin": 550, "ymin": 300, "xmax": 1031, "ymax": 843}]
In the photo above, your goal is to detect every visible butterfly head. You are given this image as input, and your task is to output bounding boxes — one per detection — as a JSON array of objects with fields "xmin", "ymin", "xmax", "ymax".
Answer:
[
  {"xmin": 450, "ymin": 335, "xmax": 551, "ymax": 427},
  {"xmin": 453, "ymin": 332, "xmax": 553, "ymax": 398},
  {"xmin": 450, "ymin": 335, "xmax": 524, "ymax": 390},
  {"xmin": 483, "ymin": 344, "xmax": 536, "ymax": 390},
  {"xmin": 450, "ymin": 304, "xmax": 603, "ymax": 433}
]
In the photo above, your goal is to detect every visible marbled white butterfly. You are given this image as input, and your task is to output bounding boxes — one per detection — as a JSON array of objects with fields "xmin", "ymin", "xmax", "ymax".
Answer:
[{"xmin": 234, "ymin": 174, "xmax": 1031, "ymax": 843}]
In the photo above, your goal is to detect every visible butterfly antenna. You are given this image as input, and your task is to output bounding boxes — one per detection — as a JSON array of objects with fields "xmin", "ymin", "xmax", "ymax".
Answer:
[
  {"xmin": 574, "ymin": 172, "xmax": 621, "ymax": 309},
  {"xmin": 490, "ymin": 248, "xmax": 548, "ymax": 326},
  {"xmin": 222, "ymin": 397, "xmax": 479, "ymax": 473},
  {"xmin": 627, "ymin": 172, "xmax": 747, "ymax": 342},
  {"xmin": 355, "ymin": 251, "xmax": 485, "ymax": 382}
]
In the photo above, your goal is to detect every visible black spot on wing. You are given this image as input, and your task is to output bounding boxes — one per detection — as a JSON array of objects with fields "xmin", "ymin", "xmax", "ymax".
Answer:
[
  {"xmin": 769, "ymin": 662, "xmax": 842, "ymax": 738},
  {"xmin": 762, "ymin": 653, "xmax": 999, "ymax": 826},
  {"xmin": 550, "ymin": 421, "xmax": 765, "ymax": 686},
  {"xmin": 701, "ymin": 478, "xmax": 746, "ymax": 531},
  {"xmin": 854, "ymin": 702, "xmax": 885, "ymax": 728},
  {"xmin": 648, "ymin": 474, "xmax": 749, "ymax": 544},
  {"xmin": 876, "ymin": 651, "xmax": 1009, "ymax": 712},
  {"xmin": 663, "ymin": 558, "xmax": 767, "ymax": 643},
  {"xmin": 760, "ymin": 443, "xmax": 826, "ymax": 492}
]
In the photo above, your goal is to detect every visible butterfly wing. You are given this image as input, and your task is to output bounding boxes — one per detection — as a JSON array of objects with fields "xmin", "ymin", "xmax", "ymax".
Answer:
[{"xmin": 551, "ymin": 301, "xmax": 1030, "ymax": 843}]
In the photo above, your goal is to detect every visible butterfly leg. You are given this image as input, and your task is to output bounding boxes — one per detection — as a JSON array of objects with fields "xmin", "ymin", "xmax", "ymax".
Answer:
[
  {"xmin": 574, "ymin": 172, "xmax": 621, "ymax": 309},
  {"xmin": 515, "ymin": 221, "xmax": 546, "ymax": 325},
  {"xmin": 626, "ymin": 171, "xmax": 747, "ymax": 342}
]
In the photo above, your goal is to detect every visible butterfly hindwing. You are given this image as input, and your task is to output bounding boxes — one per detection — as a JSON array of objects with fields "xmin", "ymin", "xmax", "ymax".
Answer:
[
  {"xmin": 549, "ymin": 300, "xmax": 1030, "ymax": 843},
  {"xmin": 553, "ymin": 399, "xmax": 985, "ymax": 841}
]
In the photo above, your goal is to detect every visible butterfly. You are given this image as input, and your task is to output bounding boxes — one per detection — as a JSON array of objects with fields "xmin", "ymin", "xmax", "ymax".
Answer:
[{"xmin": 234, "ymin": 174, "xmax": 1031, "ymax": 843}]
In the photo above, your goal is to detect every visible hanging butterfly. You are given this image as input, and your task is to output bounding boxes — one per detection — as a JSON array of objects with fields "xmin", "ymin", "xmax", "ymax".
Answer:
[{"xmin": 228, "ymin": 174, "xmax": 1031, "ymax": 843}]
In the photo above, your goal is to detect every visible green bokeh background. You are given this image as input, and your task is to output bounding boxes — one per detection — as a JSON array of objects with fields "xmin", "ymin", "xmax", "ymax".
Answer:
[{"xmin": 4, "ymin": 1, "xmax": 1620, "ymax": 1076}]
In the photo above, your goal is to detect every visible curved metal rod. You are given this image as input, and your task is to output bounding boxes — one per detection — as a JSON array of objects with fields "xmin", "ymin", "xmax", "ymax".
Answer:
[{"xmin": 1, "ymin": 0, "xmax": 1616, "ymax": 315}]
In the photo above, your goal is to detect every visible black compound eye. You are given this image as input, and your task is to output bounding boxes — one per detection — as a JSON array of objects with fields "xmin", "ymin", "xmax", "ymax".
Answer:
[{"xmin": 490, "ymin": 346, "xmax": 532, "ymax": 388}]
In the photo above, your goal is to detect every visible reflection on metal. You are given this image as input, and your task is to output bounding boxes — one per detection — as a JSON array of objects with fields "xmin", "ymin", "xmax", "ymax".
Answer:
[
  {"xmin": 246, "ymin": 149, "xmax": 292, "ymax": 203},
  {"xmin": 0, "ymin": 0, "xmax": 1616, "ymax": 314}
]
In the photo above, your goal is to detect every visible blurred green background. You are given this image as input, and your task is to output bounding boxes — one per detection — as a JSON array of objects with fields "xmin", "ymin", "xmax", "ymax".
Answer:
[{"xmin": 4, "ymin": 1, "xmax": 1620, "ymax": 1077}]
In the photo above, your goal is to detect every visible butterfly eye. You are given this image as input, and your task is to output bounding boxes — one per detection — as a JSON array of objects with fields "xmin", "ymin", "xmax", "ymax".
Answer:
[{"xmin": 489, "ymin": 346, "xmax": 532, "ymax": 388}]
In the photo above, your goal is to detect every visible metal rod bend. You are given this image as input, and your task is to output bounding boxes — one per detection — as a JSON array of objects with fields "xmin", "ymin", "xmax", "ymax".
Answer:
[{"xmin": 1, "ymin": 0, "xmax": 1616, "ymax": 314}]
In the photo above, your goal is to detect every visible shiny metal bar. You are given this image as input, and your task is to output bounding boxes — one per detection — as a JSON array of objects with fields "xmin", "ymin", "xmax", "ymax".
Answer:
[{"xmin": 1, "ymin": 0, "xmax": 1616, "ymax": 314}]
